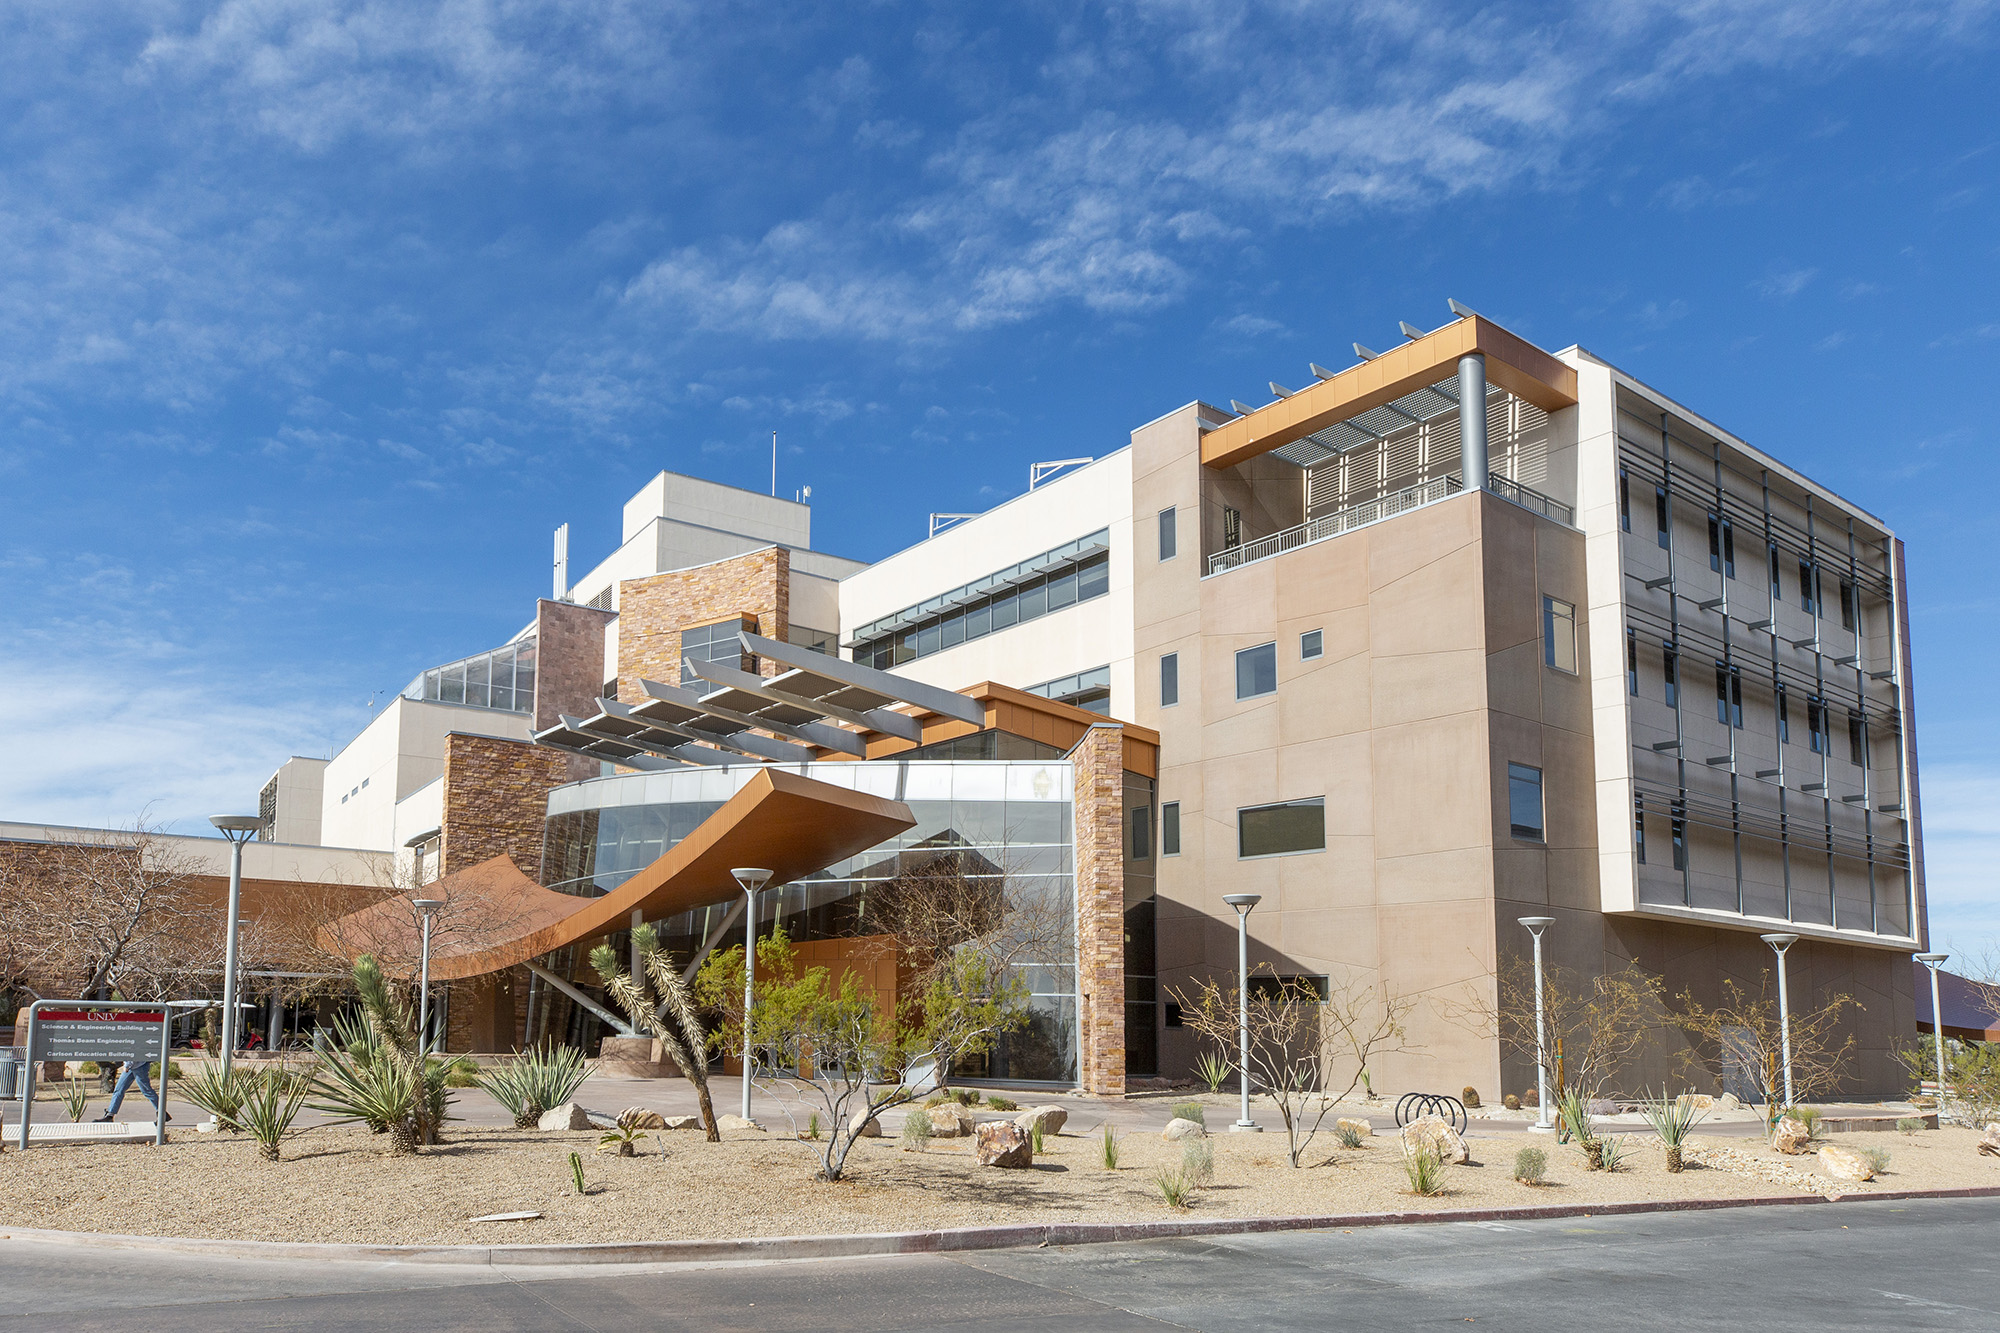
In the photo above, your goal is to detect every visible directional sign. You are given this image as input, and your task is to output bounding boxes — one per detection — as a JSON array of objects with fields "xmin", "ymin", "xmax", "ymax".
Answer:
[{"xmin": 28, "ymin": 1010, "xmax": 166, "ymax": 1063}]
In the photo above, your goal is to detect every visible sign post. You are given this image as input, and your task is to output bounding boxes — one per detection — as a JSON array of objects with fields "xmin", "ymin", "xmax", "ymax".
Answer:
[{"xmin": 18, "ymin": 1001, "xmax": 173, "ymax": 1149}]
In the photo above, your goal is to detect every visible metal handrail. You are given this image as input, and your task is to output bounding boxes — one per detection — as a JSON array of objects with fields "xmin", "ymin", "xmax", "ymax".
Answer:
[
  {"xmin": 1488, "ymin": 473, "xmax": 1574, "ymax": 524},
  {"xmin": 1207, "ymin": 474, "xmax": 1463, "ymax": 576}
]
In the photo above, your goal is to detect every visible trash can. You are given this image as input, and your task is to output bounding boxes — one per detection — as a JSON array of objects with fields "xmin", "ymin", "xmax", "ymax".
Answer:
[{"xmin": 0, "ymin": 1048, "xmax": 19, "ymax": 1100}]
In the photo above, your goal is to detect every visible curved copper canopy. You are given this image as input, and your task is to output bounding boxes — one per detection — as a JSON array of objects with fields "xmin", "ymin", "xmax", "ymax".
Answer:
[{"xmin": 324, "ymin": 767, "xmax": 915, "ymax": 981}]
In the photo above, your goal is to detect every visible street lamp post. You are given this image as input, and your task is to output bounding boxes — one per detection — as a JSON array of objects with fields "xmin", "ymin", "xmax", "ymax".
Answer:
[
  {"xmin": 732, "ymin": 868, "xmax": 774, "ymax": 1123},
  {"xmin": 1915, "ymin": 952, "xmax": 1951, "ymax": 1122},
  {"xmin": 1761, "ymin": 933, "xmax": 1801, "ymax": 1110},
  {"xmin": 412, "ymin": 899, "xmax": 444, "ymax": 1050},
  {"xmin": 1518, "ymin": 917, "xmax": 1556, "ymax": 1133},
  {"xmin": 1221, "ymin": 894, "xmax": 1262, "ymax": 1132},
  {"xmin": 208, "ymin": 816, "xmax": 263, "ymax": 1083}
]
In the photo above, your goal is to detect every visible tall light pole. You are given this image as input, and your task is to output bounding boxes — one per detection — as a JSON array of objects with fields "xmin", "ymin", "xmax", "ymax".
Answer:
[
  {"xmin": 1915, "ymin": 952, "xmax": 1951, "ymax": 1122},
  {"xmin": 1221, "ymin": 894, "xmax": 1262, "ymax": 1132},
  {"xmin": 1761, "ymin": 933, "xmax": 1800, "ymax": 1110},
  {"xmin": 1518, "ymin": 917, "xmax": 1556, "ymax": 1133},
  {"xmin": 412, "ymin": 899, "xmax": 444, "ymax": 1050},
  {"xmin": 208, "ymin": 816, "xmax": 263, "ymax": 1081},
  {"xmin": 732, "ymin": 868, "xmax": 773, "ymax": 1122}
]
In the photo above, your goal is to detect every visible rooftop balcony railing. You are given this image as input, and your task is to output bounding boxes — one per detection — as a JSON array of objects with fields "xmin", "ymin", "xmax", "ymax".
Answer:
[{"xmin": 1206, "ymin": 472, "xmax": 1574, "ymax": 577}]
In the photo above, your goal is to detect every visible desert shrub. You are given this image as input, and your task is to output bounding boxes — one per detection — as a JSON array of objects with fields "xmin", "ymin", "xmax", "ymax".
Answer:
[
  {"xmin": 1897, "ymin": 1117, "xmax": 1927, "ymax": 1133},
  {"xmin": 900, "ymin": 1112, "xmax": 932, "ymax": 1152},
  {"xmin": 1861, "ymin": 1145, "xmax": 1892, "ymax": 1174},
  {"xmin": 807, "ymin": 1112, "xmax": 821, "ymax": 1140},
  {"xmin": 1153, "ymin": 1166, "xmax": 1194, "ymax": 1209},
  {"xmin": 181, "ymin": 1062, "xmax": 256, "ymax": 1131},
  {"xmin": 59, "ymin": 1076, "xmax": 90, "ymax": 1123},
  {"xmin": 1335, "ymin": 1122, "xmax": 1365, "ymax": 1149},
  {"xmin": 1461, "ymin": 1086, "xmax": 1481, "ymax": 1109},
  {"xmin": 1181, "ymin": 1136, "xmax": 1214, "ymax": 1187},
  {"xmin": 1403, "ymin": 1143, "xmax": 1445, "ymax": 1196},
  {"xmin": 1513, "ymin": 1146, "xmax": 1547, "ymax": 1184},
  {"xmin": 1598, "ymin": 1136, "xmax": 1627, "ymax": 1172},
  {"xmin": 924, "ymin": 1091, "xmax": 949, "ymax": 1107},
  {"xmin": 952, "ymin": 1088, "xmax": 977, "ymax": 1106},
  {"xmin": 238, "ymin": 1068, "xmax": 310, "ymax": 1162},
  {"xmin": 1172, "ymin": 1101, "xmax": 1207, "ymax": 1127},
  {"xmin": 1030, "ymin": 1121, "xmax": 1045, "ymax": 1154},
  {"xmin": 1788, "ymin": 1106, "xmax": 1823, "ymax": 1139},
  {"xmin": 1194, "ymin": 1050, "xmax": 1233, "ymax": 1094},
  {"xmin": 441, "ymin": 1056, "xmax": 481, "ymax": 1089},
  {"xmin": 1100, "ymin": 1123, "xmax": 1119, "ymax": 1170},
  {"xmin": 478, "ymin": 1045, "xmax": 588, "ymax": 1129},
  {"xmin": 985, "ymin": 1096, "xmax": 1018, "ymax": 1111},
  {"xmin": 78, "ymin": 1062, "xmax": 101, "ymax": 1077}
]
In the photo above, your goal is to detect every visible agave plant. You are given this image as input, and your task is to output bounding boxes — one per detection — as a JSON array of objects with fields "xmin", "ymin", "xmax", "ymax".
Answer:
[
  {"xmin": 1555, "ymin": 1088, "xmax": 1601, "ymax": 1167},
  {"xmin": 1641, "ymin": 1091, "xmax": 1709, "ymax": 1172},
  {"xmin": 239, "ymin": 1068, "xmax": 312, "ymax": 1162},
  {"xmin": 478, "ymin": 1044, "xmax": 590, "ymax": 1130},
  {"xmin": 1194, "ymin": 1050, "xmax": 1234, "ymax": 1095},
  {"xmin": 181, "ymin": 1062, "xmax": 256, "ymax": 1131},
  {"xmin": 60, "ymin": 1076, "xmax": 91, "ymax": 1124},
  {"xmin": 307, "ymin": 959, "xmax": 457, "ymax": 1154}
]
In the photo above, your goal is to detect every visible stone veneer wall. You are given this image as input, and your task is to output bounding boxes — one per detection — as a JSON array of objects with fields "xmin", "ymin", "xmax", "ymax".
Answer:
[
  {"xmin": 1072, "ymin": 723, "xmax": 1127, "ymax": 1095},
  {"xmin": 615, "ymin": 546, "xmax": 789, "ymax": 700},
  {"xmin": 439, "ymin": 732, "xmax": 595, "ymax": 878},
  {"xmin": 533, "ymin": 598, "xmax": 618, "ymax": 732}
]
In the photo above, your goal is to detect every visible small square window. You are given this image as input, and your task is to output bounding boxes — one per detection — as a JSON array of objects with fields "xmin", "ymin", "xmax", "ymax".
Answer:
[
  {"xmin": 1235, "ymin": 642, "xmax": 1277, "ymax": 700},
  {"xmin": 1161, "ymin": 801, "xmax": 1180, "ymax": 856},
  {"xmin": 1543, "ymin": 596, "xmax": 1577, "ymax": 673},
  {"xmin": 1160, "ymin": 652, "xmax": 1179, "ymax": 708},
  {"xmin": 1300, "ymin": 629, "xmax": 1323, "ymax": 660},
  {"xmin": 1158, "ymin": 507, "xmax": 1177, "ymax": 561},
  {"xmin": 1508, "ymin": 763, "xmax": 1545, "ymax": 842},
  {"xmin": 360, "ymin": 777, "xmax": 370, "ymax": 789}
]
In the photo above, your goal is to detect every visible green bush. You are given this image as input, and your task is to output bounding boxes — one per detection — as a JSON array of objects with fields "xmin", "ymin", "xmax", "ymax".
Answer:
[
  {"xmin": 477, "ymin": 1045, "xmax": 588, "ymax": 1129},
  {"xmin": 1787, "ymin": 1106, "xmax": 1823, "ymax": 1138},
  {"xmin": 1153, "ymin": 1166, "xmax": 1194, "ymax": 1209},
  {"xmin": 1181, "ymin": 1137, "xmax": 1214, "ymax": 1187},
  {"xmin": 985, "ymin": 1096, "xmax": 1018, "ymax": 1111},
  {"xmin": 441, "ymin": 1056, "xmax": 481, "ymax": 1089},
  {"xmin": 1171, "ymin": 1101, "xmax": 1206, "ymax": 1127},
  {"xmin": 1100, "ymin": 1123, "xmax": 1119, "ymax": 1170},
  {"xmin": 1897, "ymin": 1117, "xmax": 1927, "ymax": 1133},
  {"xmin": 78, "ymin": 1062, "xmax": 101, "ymax": 1077},
  {"xmin": 1403, "ymin": 1143, "xmax": 1445, "ymax": 1196},
  {"xmin": 900, "ymin": 1111, "xmax": 933, "ymax": 1152},
  {"xmin": 1513, "ymin": 1146, "xmax": 1547, "ymax": 1184},
  {"xmin": 1335, "ymin": 1122, "xmax": 1365, "ymax": 1149},
  {"xmin": 1862, "ymin": 1145, "xmax": 1892, "ymax": 1175}
]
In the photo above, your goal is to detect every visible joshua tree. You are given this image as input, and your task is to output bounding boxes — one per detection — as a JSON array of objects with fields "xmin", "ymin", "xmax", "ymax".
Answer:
[{"xmin": 589, "ymin": 923, "xmax": 720, "ymax": 1142}]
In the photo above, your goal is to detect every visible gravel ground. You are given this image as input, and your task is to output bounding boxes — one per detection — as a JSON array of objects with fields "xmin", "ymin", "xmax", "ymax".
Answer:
[{"xmin": 2, "ymin": 1115, "xmax": 1993, "ymax": 1247}]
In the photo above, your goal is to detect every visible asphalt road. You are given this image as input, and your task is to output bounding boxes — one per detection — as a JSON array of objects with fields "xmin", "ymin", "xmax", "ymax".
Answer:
[{"xmin": 2, "ymin": 1198, "xmax": 1996, "ymax": 1332}]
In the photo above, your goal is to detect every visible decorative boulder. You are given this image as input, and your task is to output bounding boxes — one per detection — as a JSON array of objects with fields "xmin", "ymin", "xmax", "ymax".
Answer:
[
  {"xmin": 537, "ymin": 1102, "xmax": 596, "ymax": 1132},
  {"xmin": 976, "ymin": 1121, "xmax": 1034, "ymax": 1167},
  {"xmin": 927, "ymin": 1103, "xmax": 976, "ymax": 1137},
  {"xmin": 1589, "ymin": 1099, "xmax": 1619, "ymax": 1117},
  {"xmin": 1818, "ymin": 1145, "xmax": 1876, "ymax": 1182},
  {"xmin": 1162, "ymin": 1117, "xmax": 1206, "ymax": 1141},
  {"xmin": 717, "ymin": 1114, "xmax": 765, "ymax": 1133},
  {"xmin": 618, "ymin": 1108, "xmax": 668, "ymax": 1131},
  {"xmin": 1336, "ymin": 1117, "xmax": 1374, "ymax": 1139},
  {"xmin": 1717, "ymin": 1093, "xmax": 1743, "ymax": 1111},
  {"xmin": 662, "ymin": 1115, "xmax": 703, "ymax": 1131},
  {"xmin": 1015, "ymin": 1105, "xmax": 1069, "ymax": 1138},
  {"xmin": 1400, "ymin": 1115, "xmax": 1470, "ymax": 1165},
  {"xmin": 1772, "ymin": 1115, "xmax": 1813, "ymax": 1154},
  {"xmin": 847, "ymin": 1109, "xmax": 882, "ymax": 1138},
  {"xmin": 1977, "ymin": 1123, "xmax": 2000, "ymax": 1158}
]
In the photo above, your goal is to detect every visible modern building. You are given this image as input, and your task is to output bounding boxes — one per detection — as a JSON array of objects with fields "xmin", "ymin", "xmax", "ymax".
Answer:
[{"xmin": 283, "ymin": 302, "xmax": 1929, "ymax": 1098}]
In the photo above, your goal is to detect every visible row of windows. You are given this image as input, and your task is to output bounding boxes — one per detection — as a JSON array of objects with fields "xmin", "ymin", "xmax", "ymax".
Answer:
[
  {"xmin": 853, "ymin": 552, "xmax": 1110, "ymax": 669},
  {"xmin": 1158, "ymin": 632, "xmax": 1324, "ymax": 708},
  {"xmin": 1619, "ymin": 468, "xmax": 1861, "ymax": 628},
  {"xmin": 407, "ymin": 638, "xmax": 538, "ymax": 714},
  {"xmin": 1625, "ymin": 631, "xmax": 1870, "ymax": 762},
  {"xmin": 680, "ymin": 618, "xmax": 755, "ymax": 686},
  {"xmin": 1153, "ymin": 771, "xmax": 1548, "ymax": 860}
]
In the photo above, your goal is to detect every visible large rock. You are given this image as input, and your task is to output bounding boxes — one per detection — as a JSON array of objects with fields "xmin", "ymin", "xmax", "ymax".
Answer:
[
  {"xmin": 1014, "ymin": 1105, "xmax": 1068, "ymax": 1138},
  {"xmin": 1977, "ymin": 1123, "xmax": 2000, "ymax": 1158},
  {"xmin": 1400, "ymin": 1115, "xmax": 1470, "ymax": 1165},
  {"xmin": 617, "ymin": 1107, "xmax": 668, "ymax": 1131},
  {"xmin": 1717, "ymin": 1093, "xmax": 1742, "ymax": 1110},
  {"xmin": 927, "ymin": 1103, "xmax": 976, "ymax": 1138},
  {"xmin": 1818, "ymin": 1145, "xmax": 1876, "ymax": 1181},
  {"xmin": 662, "ymin": 1115, "xmax": 703, "ymax": 1131},
  {"xmin": 976, "ymin": 1121, "xmax": 1034, "ymax": 1168},
  {"xmin": 717, "ymin": 1114, "xmax": 765, "ymax": 1133},
  {"xmin": 1772, "ymin": 1115, "xmax": 1813, "ymax": 1155},
  {"xmin": 1161, "ymin": 1117, "xmax": 1206, "ymax": 1141},
  {"xmin": 537, "ymin": 1102, "xmax": 597, "ymax": 1132},
  {"xmin": 847, "ymin": 1109, "xmax": 882, "ymax": 1138},
  {"xmin": 1335, "ymin": 1117, "xmax": 1374, "ymax": 1139}
]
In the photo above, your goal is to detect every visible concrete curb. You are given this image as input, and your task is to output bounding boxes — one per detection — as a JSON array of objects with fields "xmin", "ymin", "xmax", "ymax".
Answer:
[{"xmin": 3, "ymin": 1185, "xmax": 1998, "ymax": 1268}]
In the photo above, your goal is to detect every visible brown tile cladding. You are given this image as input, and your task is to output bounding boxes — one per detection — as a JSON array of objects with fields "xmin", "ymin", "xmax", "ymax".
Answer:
[
  {"xmin": 439, "ymin": 733, "xmax": 595, "ymax": 880},
  {"xmin": 1072, "ymin": 722, "xmax": 1127, "ymax": 1096},
  {"xmin": 533, "ymin": 598, "xmax": 617, "ymax": 732},
  {"xmin": 615, "ymin": 546, "xmax": 789, "ymax": 700}
]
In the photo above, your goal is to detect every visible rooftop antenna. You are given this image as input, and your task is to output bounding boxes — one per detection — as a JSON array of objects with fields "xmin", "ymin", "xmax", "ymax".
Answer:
[
  {"xmin": 552, "ymin": 522, "xmax": 570, "ymax": 602},
  {"xmin": 770, "ymin": 431, "xmax": 777, "ymax": 497},
  {"xmin": 1030, "ymin": 458, "xmax": 1093, "ymax": 490}
]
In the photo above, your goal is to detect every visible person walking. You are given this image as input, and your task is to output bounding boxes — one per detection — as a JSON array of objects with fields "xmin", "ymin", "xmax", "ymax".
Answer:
[{"xmin": 96, "ymin": 1057, "xmax": 169, "ymax": 1123}]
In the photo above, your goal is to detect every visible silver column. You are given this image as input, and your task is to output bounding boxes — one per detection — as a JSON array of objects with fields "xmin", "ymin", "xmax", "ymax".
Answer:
[{"xmin": 1457, "ymin": 352, "xmax": 1489, "ymax": 491}]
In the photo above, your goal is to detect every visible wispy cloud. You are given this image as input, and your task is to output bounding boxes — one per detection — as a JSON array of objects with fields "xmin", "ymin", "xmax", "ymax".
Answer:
[{"xmin": 1755, "ymin": 267, "xmax": 1819, "ymax": 300}]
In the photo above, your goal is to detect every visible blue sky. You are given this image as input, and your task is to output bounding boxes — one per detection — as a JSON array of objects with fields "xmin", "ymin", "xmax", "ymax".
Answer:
[{"xmin": 2, "ymin": 1, "xmax": 1996, "ymax": 946}]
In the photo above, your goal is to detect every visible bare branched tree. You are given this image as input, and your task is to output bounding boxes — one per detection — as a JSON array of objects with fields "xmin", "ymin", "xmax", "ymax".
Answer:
[
  {"xmin": 1672, "ymin": 975, "xmax": 1859, "ymax": 1118},
  {"xmin": 1453, "ymin": 958, "xmax": 1670, "ymax": 1102}
]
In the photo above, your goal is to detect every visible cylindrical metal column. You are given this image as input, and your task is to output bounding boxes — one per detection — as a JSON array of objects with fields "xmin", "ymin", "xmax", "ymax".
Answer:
[
  {"xmin": 218, "ymin": 839, "xmax": 246, "ymax": 1079},
  {"xmin": 1532, "ymin": 932, "xmax": 1551, "ymax": 1127},
  {"xmin": 741, "ymin": 886, "xmax": 758, "ymax": 1121},
  {"xmin": 417, "ymin": 915, "xmax": 435, "ymax": 1049},
  {"xmin": 1775, "ymin": 950, "xmax": 1795, "ymax": 1108},
  {"xmin": 1235, "ymin": 911, "xmax": 1253, "ymax": 1129},
  {"xmin": 1458, "ymin": 352, "xmax": 1489, "ymax": 491}
]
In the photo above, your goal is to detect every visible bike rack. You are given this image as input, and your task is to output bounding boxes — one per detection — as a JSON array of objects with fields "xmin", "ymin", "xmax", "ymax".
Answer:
[{"xmin": 1394, "ymin": 1092, "xmax": 1468, "ymax": 1134}]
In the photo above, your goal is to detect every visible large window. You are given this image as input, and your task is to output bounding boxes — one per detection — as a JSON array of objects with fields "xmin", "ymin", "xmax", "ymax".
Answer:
[
  {"xmin": 1543, "ymin": 596, "xmax": 1577, "ymax": 673},
  {"xmin": 1238, "ymin": 798, "xmax": 1325, "ymax": 858},
  {"xmin": 407, "ymin": 637, "xmax": 538, "ymax": 713},
  {"xmin": 1508, "ymin": 763, "xmax": 1544, "ymax": 842},
  {"xmin": 1235, "ymin": 642, "xmax": 1277, "ymax": 700},
  {"xmin": 1158, "ymin": 507, "xmax": 1177, "ymax": 561},
  {"xmin": 1160, "ymin": 653, "xmax": 1180, "ymax": 707},
  {"xmin": 680, "ymin": 619, "xmax": 754, "ymax": 686},
  {"xmin": 1024, "ymin": 665, "xmax": 1111, "ymax": 714},
  {"xmin": 851, "ymin": 531, "xmax": 1111, "ymax": 669}
]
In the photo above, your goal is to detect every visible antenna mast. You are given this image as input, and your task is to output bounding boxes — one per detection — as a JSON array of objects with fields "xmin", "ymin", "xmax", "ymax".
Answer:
[{"xmin": 771, "ymin": 431, "xmax": 777, "ymax": 497}]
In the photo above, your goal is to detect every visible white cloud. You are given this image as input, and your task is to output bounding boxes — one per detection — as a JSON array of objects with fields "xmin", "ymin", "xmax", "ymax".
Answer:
[{"xmin": 1755, "ymin": 267, "xmax": 1819, "ymax": 299}]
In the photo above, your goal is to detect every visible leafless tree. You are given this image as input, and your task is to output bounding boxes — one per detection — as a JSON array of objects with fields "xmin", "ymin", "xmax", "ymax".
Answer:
[
  {"xmin": 1672, "ymin": 975, "xmax": 1859, "ymax": 1117},
  {"xmin": 1455, "ymin": 958, "xmax": 1670, "ymax": 1102}
]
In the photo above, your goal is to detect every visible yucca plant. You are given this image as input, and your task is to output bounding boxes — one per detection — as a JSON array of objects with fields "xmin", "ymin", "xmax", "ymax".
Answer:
[
  {"xmin": 60, "ymin": 1076, "xmax": 91, "ymax": 1123},
  {"xmin": 1194, "ymin": 1050, "xmax": 1233, "ymax": 1094},
  {"xmin": 1641, "ymin": 1091, "xmax": 1708, "ymax": 1172},
  {"xmin": 239, "ymin": 1068, "xmax": 312, "ymax": 1162},
  {"xmin": 478, "ymin": 1044, "xmax": 590, "ymax": 1130},
  {"xmin": 1556, "ymin": 1088, "xmax": 1601, "ymax": 1168},
  {"xmin": 1335, "ymin": 1121, "xmax": 1365, "ymax": 1149},
  {"xmin": 1598, "ymin": 1135, "xmax": 1627, "ymax": 1173},
  {"xmin": 181, "ymin": 1062, "xmax": 256, "ymax": 1131},
  {"xmin": 1153, "ymin": 1165, "xmax": 1195, "ymax": 1209},
  {"xmin": 308, "ymin": 961, "xmax": 456, "ymax": 1154},
  {"xmin": 311, "ymin": 1028, "xmax": 419, "ymax": 1151}
]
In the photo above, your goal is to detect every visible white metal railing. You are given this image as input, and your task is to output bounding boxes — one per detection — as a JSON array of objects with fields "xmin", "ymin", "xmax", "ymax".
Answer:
[
  {"xmin": 1206, "ymin": 472, "xmax": 1576, "ymax": 576},
  {"xmin": 1207, "ymin": 474, "xmax": 1462, "ymax": 575}
]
